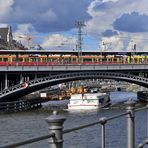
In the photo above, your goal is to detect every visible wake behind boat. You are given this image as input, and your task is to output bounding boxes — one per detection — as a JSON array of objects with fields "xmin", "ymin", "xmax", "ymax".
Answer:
[{"xmin": 68, "ymin": 92, "xmax": 110, "ymax": 110}]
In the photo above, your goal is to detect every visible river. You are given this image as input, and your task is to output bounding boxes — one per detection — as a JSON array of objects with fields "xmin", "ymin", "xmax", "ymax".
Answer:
[{"xmin": 0, "ymin": 91, "xmax": 147, "ymax": 148}]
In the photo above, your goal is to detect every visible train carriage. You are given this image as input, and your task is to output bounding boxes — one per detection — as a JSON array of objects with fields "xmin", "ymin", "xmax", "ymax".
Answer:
[{"xmin": 0, "ymin": 50, "xmax": 147, "ymax": 66}]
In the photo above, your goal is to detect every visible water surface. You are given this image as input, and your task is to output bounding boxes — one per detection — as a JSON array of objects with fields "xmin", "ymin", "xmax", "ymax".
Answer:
[{"xmin": 0, "ymin": 91, "xmax": 147, "ymax": 148}]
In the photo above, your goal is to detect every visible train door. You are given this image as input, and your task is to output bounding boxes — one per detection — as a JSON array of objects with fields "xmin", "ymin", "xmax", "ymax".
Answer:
[{"xmin": 127, "ymin": 56, "xmax": 131, "ymax": 63}]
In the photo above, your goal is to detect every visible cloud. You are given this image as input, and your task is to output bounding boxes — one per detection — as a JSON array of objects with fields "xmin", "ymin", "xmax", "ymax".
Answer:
[
  {"xmin": 13, "ymin": 24, "xmax": 37, "ymax": 47},
  {"xmin": 0, "ymin": 0, "xmax": 91, "ymax": 33},
  {"xmin": 102, "ymin": 29, "xmax": 118, "ymax": 37},
  {"xmin": 99, "ymin": 36, "xmax": 124, "ymax": 51},
  {"xmin": 113, "ymin": 12, "xmax": 148, "ymax": 32},
  {"xmin": 1, "ymin": 0, "xmax": 148, "ymax": 51},
  {"xmin": 14, "ymin": 24, "xmax": 35, "ymax": 34},
  {"xmin": 85, "ymin": 0, "xmax": 148, "ymax": 51},
  {"xmin": 41, "ymin": 34, "xmax": 77, "ymax": 50},
  {"xmin": 102, "ymin": 0, "xmax": 119, "ymax": 2},
  {"xmin": 93, "ymin": 0, "xmax": 117, "ymax": 11},
  {"xmin": 0, "ymin": 24, "xmax": 9, "ymax": 28},
  {"xmin": 0, "ymin": 0, "xmax": 13, "ymax": 19},
  {"xmin": 86, "ymin": 0, "xmax": 148, "ymax": 35},
  {"xmin": 86, "ymin": 0, "xmax": 121, "ymax": 36}
]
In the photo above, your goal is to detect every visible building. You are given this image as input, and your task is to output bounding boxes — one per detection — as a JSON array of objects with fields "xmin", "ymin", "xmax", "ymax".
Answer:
[
  {"xmin": 0, "ymin": 26, "xmax": 26, "ymax": 50},
  {"xmin": 0, "ymin": 26, "xmax": 13, "ymax": 43},
  {"xmin": 0, "ymin": 26, "xmax": 13, "ymax": 50}
]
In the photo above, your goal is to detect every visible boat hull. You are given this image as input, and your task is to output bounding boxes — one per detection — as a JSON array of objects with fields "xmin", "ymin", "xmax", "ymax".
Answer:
[
  {"xmin": 68, "ymin": 93, "xmax": 110, "ymax": 110},
  {"xmin": 68, "ymin": 103, "xmax": 110, "ymax": 110},
  {"xmin": 137, "ymin": 91, "xmax": 148, "ymax": 102}
]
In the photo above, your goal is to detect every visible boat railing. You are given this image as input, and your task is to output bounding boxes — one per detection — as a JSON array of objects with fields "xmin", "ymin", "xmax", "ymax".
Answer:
[{"xmin": 0, "ymin": 100, "xmax": 148, "ymax": 148}]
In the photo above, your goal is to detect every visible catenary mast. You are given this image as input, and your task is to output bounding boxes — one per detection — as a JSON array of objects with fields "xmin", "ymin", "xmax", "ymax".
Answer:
[{"xmin": 75, "ymin": 21, "xmax": 85, "ymax": 62}]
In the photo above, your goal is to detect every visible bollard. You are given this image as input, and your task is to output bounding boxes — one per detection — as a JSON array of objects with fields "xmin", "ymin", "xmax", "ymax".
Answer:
[
  {"xmin": 46, "ymin": 110, "xmax": 66, "ymax": 148},
  {"xmin": 125, "ymin": 100, "xmax": 136, "ymax": 148},
  {"xmin": 137, "ymin": 143, "xmax": 143, "ymax": 148},
  {"xmin": 99, "ymin": 117, "xmax": 107, "ymax": 148},
  {"xmin": 138, "ymin": 139, "xmax": 148, "ymax": 148}
]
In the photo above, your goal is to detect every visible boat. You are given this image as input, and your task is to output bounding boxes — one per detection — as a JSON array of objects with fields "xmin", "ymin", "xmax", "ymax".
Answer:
[
  {"xmin": 137, "ymin": 91, "xmax": 148, "ymax": 102},
  {"xmin": 68, "ymin": 92, "xmax": 111, "ymax": 110}
]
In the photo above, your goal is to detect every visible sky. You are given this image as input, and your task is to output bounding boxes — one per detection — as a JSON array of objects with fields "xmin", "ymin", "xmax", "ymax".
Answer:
[{"xmin": 0, "ymin": 0, "xmax": 148, "ymax": 51}]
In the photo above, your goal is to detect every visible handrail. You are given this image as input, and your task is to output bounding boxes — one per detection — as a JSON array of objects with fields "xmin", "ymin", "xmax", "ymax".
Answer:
[
  {"xmin": 135, "ymin": 106, "xmax": 148, "ymax": 112},
  {"xmin": 138, "ymin": 139, "xmax": 148, "ymax": 148},
  {"xmin": 0, "ymin": 101, "xmax": 147, "ymax": 148},
  {"xmin": 0, "ymin": 133, "xmax": 55, "ymax": 148},
  {"xmin": 64, "ymin": 112, "xmax": 130, "ymax": 134},
  {"xmin": 0, "ymin": 111, "xmax": 131, "ymax": 147}
]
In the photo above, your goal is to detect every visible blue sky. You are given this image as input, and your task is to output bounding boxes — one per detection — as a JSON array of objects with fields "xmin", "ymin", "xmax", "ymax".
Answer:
[{"xmin": 0, "ymin": 0, "xmax": 148, "ymax": 51}]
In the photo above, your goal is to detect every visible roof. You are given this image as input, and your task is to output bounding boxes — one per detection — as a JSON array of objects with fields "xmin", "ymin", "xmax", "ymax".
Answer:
[{"xmin": 0, "ymin": 49, "xmax": 147, "ymax": 55}]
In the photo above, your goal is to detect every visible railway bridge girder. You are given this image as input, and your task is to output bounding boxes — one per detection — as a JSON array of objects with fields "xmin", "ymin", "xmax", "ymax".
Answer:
[{"xmin": 0, "ymin": 71, "xmax": 148, "ymax": 101}]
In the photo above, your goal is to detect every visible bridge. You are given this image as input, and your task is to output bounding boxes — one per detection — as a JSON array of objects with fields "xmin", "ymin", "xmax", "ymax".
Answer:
[
  {"xmin": 0, "ymin": 50, "xmax": 148, "ymax": 101},
  {"xmin": 0, "ymin": 71, "xmax": 148, "ymax": 101}
]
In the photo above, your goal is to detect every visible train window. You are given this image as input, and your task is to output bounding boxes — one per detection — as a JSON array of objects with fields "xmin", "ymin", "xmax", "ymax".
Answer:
[
  {"xmin": 113, "ymin": 58, "xmax": 117, "ymax": 62},
  {"xmin": 18, "ymin": 58, "xmax": 23, "ymax": 62},
  {"xmin": 52, "ymin": 58, "xmax": 58, "ymax": 62},
  {"xmin": 71, "ymin": 57, "xmax": 77, "ymax": 62},
  {"xmin": 36, "ymin": 58, "xmax": 40, "ymax": 62},
  {"xmin": 63, "ymin": 56, "xmax": 71, "ymax": 63},
  {"xmin": 31, "ymin": 58, "xmax": 36, "ymax": 62},
  {"xmin": 24, "ymin": 58, "xmax": 29, "ymax": 62},
  {"xmin": 102, "ymin": 57, "xmax": 107, "ymax": 62},
  {"xmin": 47, "ymin": 58, "xmax": 52, "ymax": 62},
  {"xmin": 83, "ymin": 58, "xmax": 93, "ymax": 62},
  {"xmin": 12, "ymin": 58, "xmax": 16, "ymax": 62},
  {"xmin": 134, "ymin": 58, "xmax": 138, "ymax": 63},
  {"xmin": 140, "ymin": 58, "xmax": 145, "ymax": 63},
  {"xmin": 3, "ymin": 58, "xmax": 8, "ymax": 62},
  {"xmin": 42, "ymin": 58, "xmax": 47, "ymax": 62},
  {"xmin": 107, "ymin": 58, "xmax": 111, "ymax": 62}
]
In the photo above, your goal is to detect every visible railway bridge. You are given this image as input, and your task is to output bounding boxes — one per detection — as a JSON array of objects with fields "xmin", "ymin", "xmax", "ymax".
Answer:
[
  {"xmin": 0, "ymin": 50, "xmax": 148, "ymax": 101},
  {"xmin": 0, "ymin": 70, "xmax": 148, "ymax": 101}
]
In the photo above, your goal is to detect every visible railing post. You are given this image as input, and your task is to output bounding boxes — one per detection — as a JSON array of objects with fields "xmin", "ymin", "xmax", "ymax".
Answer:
[
  {"xmin": 125, "ymin": 100, "xmax": 135, "ymax": 148},
  {"xmin": 46, "ymin": 111, "xmax": 66, "ymax": 148},
  {"xmin": 99, "ymin": 117, "xmax": 107, "ymax": 148},
  {"xmin": 137, "ymin": 143, "xmax": 143, "ymax": 148}
]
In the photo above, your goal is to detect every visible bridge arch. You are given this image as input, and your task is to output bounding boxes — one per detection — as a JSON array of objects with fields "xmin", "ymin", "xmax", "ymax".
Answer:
[{"xmin": 0, "ymin": 71, "xmax": 148, "ymax": 101}]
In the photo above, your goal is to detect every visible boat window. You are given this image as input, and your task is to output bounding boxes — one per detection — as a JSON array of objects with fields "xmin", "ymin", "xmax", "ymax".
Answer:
[{"xmin": 99, "ymin": 98, "xmax": 104, "ymax": 104}]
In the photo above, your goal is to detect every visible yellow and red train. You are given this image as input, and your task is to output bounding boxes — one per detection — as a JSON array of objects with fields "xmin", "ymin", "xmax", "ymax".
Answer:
[{"xmin": 0, "ymin": 50, "xmax": 147, "ymax": 65}]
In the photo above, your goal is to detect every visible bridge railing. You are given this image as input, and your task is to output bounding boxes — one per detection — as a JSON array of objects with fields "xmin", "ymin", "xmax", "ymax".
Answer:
[{"xmin": 0, "ymin": 100, "xmax": 148, "ymax": 148}]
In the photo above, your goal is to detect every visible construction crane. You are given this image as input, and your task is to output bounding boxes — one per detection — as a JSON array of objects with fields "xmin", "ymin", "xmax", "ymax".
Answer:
[
  {"xmin": 15, "ymin": 34, "xmax": 48, "ymax": 49},
  {"xmin": 15, "ymin": 33, "xmax": 77, "ymax": 50},
  {"xmin": 17, "ymin": 35, "xmax": 32, "ymax": 49},
  {"xmin": 100, "ymin": 40, "xmax": 112, "ymax": 51}
]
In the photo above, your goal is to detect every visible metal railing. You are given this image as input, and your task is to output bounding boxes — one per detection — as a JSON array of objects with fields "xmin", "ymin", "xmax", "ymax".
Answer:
[
  {"xmin": 0, "ymin": 100, "xmax": 148, "ymax": 148},
  {"xmin": 0, "ymin": 99, "xmax": 42, "ymax": 113}
]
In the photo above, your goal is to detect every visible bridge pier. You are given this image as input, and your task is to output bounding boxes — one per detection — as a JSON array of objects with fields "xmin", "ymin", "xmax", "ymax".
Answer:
[
  {"xmin": 34, "ymin": 74, "xmax": 37, "ymax": 79},
  {"xmin": 20, "ymin": 73, "xmax": 23, "ymax": 84},
  {"xmin": 4, "ymin": 74, "xmax": 8, "ymax": 89}
]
